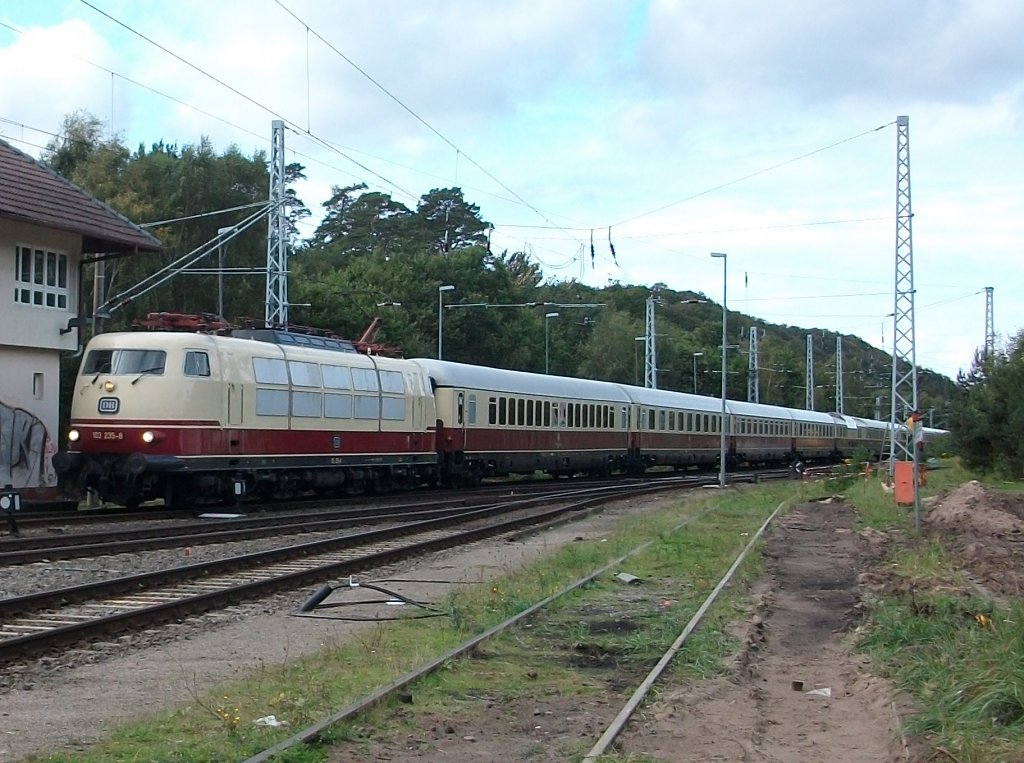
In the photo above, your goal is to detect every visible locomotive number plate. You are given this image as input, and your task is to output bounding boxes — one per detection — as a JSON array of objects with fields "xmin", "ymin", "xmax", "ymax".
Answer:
[{"xmin": 98, "ymin": 397, "xmax": 120, "ymax": 414}]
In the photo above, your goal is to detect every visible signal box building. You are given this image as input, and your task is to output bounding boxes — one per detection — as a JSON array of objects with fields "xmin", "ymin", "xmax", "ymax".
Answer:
[{"xmin": 0, "ymin": 138, "xmax": 161, "ymax": 500}]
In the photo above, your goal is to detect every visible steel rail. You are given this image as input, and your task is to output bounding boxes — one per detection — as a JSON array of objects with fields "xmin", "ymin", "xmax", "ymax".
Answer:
[
  {"xmin": 239, "ymin": 491, "xmax": 728, "ymax": 762},
  {"xmin": 581, "ymin": 497, "xmax": 791, "ymax": 761}
]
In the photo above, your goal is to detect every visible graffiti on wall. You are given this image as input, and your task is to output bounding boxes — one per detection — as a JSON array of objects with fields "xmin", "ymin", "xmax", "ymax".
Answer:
[{"xmin": 0, "ymin": 399, "xmax": 56, "ymax": 489}]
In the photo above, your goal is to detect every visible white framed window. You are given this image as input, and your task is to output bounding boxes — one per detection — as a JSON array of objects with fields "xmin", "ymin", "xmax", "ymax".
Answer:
[{"xmin": 15, "ymin": 244, "xmax": 69, "ymax": 309}]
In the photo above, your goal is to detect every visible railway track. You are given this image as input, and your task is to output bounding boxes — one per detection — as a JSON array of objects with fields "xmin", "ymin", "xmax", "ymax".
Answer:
[
  {"xmin": 0, "ymin": 480, "xmax": 685, "ymax": 665},
  {"xmin": 0, "ymin": 498, "xmax": 472, "ymax": 564},
  {"xmin": 0, "ymin": 472, "xmax": 743, "ymax": 564}
]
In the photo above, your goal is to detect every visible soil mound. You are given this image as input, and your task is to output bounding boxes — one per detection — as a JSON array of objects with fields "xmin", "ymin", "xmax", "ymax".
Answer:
[{"xmin": 925, "ymin": 480, "xmax": 1024, "ymax": 597}]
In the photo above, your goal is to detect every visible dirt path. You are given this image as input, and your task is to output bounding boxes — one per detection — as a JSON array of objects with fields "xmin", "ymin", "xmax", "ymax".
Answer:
[{"xmin": 619, "ymin": 500, "xmax": 903, "ymax": 762}]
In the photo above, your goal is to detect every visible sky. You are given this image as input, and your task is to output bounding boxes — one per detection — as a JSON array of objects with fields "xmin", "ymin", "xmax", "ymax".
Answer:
[{"xmin": 1, "ymin": 0, "xmax": 1021, "ymax": 381}]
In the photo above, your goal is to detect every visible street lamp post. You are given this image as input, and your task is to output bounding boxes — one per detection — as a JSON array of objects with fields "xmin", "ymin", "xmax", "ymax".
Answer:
[
  {"xmin": 711, "ymin": 252, "xmax": 728, "ymax": 488},
  {"xmin": 437, "ymin": 284, "xmax": 455, "ymax": 359},
  {"xmin": 544, "ymin": 312, "xmax": 559, "ymax": 374},
  {"xmin": 634, "ymin": 336, "xmax": 645, "ymax": 385},
  {"xmin": 692, "ymin": 352, "xmax": 703, "ymax": 394}
]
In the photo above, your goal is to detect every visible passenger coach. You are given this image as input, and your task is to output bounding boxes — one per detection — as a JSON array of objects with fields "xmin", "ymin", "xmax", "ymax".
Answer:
[{"xmin": 413, "ymin": 359, "xmax": 633, "ymax": 483}]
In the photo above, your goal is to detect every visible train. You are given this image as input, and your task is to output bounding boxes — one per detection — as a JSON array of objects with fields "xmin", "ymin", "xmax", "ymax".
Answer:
[{"xmin": 53, "ymin": 325, "xmax": 944, "ymax": 508}]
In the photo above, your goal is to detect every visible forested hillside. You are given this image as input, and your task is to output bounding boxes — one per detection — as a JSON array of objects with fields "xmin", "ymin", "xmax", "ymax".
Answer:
[{"xmin": 46, "ymin": 114, "xmax": 956, "ymax": 425}]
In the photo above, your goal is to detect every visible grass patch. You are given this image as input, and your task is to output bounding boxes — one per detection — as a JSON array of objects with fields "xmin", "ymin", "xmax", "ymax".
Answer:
[{"xmin": 859, "ymin": 596, "xmax": 1024, "ymax": 762}]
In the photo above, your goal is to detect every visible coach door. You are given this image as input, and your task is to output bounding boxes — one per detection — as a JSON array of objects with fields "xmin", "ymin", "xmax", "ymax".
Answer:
[
  {"xmin": 219, "ymin": 350, "xmax": 243, "ymax": 453},
  {"xmin": 453, "ymin": 391, "xmax": 468, "ymax": 451}
]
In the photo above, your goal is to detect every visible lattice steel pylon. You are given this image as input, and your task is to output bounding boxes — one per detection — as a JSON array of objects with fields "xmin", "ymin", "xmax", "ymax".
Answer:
[
  {"xmin": 747, "ymin": 326, "xmax": 759, "ymax": 403},
  {"xmin": 805, "ymin": 334, "xmax": 814, "ymax": 410},
  {"xmin": 265, "ymin": 120, "xmax": 288, "ymax": 328},
  {"xmin": 835, "ymin": 335, "xmax": 844, "ymax": 414},
  {"xmin": 984, "ymin": 286, "xmax": 995, "ymax": 357},
  {"xmin": 644, "ymin": 294, "xmax": 658, "ymax": 389},
  {"xmin": 888, "ymin": 115, "xmax": 919, "ymax": 474}
]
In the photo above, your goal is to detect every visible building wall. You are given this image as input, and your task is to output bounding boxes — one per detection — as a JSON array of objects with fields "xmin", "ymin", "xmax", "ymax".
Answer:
[
  {"xmin": 0, "ymin": 347, "xmax": 60, "ymax": 489},
  {"xmin": 0, "ymin": 218, "xmax": 82, "ymax": 491}
]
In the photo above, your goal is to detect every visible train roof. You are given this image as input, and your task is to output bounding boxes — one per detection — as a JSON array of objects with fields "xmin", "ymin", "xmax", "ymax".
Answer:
[
  {"xmin": 617, "ymin": 384, "xmax": 723, "ymax": 412},
  {"xmin": 411, "ymin": 359, "xmax": 633, "ymax": 403},
  {"xmin": 82, "ymin": 331, "xmax": 411, "ymax": 371},
  {"xmin": 725, "ymin": 399, "xmax": 796, "ymax": 420}
]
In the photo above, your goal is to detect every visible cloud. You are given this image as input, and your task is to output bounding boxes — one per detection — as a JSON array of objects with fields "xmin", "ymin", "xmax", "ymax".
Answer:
[{"xmin": 0, "ymin": 18, "xmax": 116, "ymax": 144}]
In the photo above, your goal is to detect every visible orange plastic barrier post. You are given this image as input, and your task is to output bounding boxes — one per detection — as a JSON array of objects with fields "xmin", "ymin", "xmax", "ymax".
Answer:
[{"xmin": 894, "ymin": 461, "xmax": 916, "ymax": 506}]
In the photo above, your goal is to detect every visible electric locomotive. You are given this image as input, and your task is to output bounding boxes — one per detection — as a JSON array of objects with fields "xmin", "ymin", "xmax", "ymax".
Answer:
[{"xmin": 55, "ymin": 328, "xmax": 436, "ymax": 507}]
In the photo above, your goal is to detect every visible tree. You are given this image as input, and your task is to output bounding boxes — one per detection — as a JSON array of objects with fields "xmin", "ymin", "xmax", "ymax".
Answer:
[
  {"xmin": 414, "ymin": 188, "xmax": 490, "ymax": 254},
  {"xmin": 949, "ymin": 334, "xmax": 1024, "ymax": 476}
]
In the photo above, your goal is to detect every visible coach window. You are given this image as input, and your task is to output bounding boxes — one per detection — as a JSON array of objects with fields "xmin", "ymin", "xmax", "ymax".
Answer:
[
  {"xmin": 354, "ymin": 395, "xmax": 379, "ymax": 419},
  {"xmin": 380, "ymin": 370, "xmax": 405, "ymax": 393},
  {"xmin": 325, "ymin": 393, "xmax": 353, "ymax": 418},
  {"xmin": 292, "ymin": 391, "xmax": 322, "ymax": 417},
  {"xmin": 526, "ymin": 400, "xmax": 534, "ymax": 427},
  {"xmin": 457, "ymin": 392, "xmax": 464, "ymax": 425},
  {"xmin": 352, "ymin": 367, "xmax": 380, "ymax": 392},
  {"xmin": 184, "ymin": 351, "xmax": 211, "ymax": 377},
  {"xmin": 322, "ymin": 365, "xmax": 352, "ymax": 389},
  {"xmin": 381, "ymin": 397, "xmax": 407, "ymax": 420},
  {"xmin": 489, "ymin": 397, "xmax": 497, "ymax": 425},
  {"xmin": 498, "ymin": 398, "xmax": 508, "ymax": 426},
  {"xmin": 254, "ymin": 357, "xmax": 288, "ymax": 384},
  {"xmin": 289, "ymin": 360, "xmax": 321, "ymax": 387},
  {"xmin": 517, "ymin": 398, "xmax": 526, "ymax": 426},
  {"xmin": 256, "ymin": 389, "xmax": 289, "ymax": 416},
  {"xmin": 467, "ymin": 394, "xmax": 477, "ymax": 425},
  {"xmin": 542, "ymin": 401, "xmax": 550, "ymax": 427}
]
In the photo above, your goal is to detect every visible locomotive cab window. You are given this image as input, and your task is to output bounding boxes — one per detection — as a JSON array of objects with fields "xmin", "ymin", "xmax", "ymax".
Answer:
[
  {"xmin": 184, "ymin": 351, "xmax": 210, "ymax": 377},
  {"xmin": 83, "ymin": 348, "xmax": 166, "ymax": 376}
]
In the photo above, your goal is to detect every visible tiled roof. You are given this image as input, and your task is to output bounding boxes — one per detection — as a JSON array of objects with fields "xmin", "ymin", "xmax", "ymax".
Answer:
[{"xmin": 0, "ymin": 138, "xmax": 161, "ymax": 254}]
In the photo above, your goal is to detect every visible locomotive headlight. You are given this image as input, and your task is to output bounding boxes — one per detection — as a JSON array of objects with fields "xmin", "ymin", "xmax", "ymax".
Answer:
[
  {"xmin": 68, "ymin": 429, "xmax": 80, "ymax": 442},
  {"xmin": 103, "ymin": 380, "xmax": 116, "ymax": 392},
  {"xmin": 140, "ymin": 430, "xmax": 165, "ymax": 445}
]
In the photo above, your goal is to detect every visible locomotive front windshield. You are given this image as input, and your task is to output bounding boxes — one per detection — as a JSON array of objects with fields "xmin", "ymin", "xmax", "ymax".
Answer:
[{"xmin": 82, "ymin": 349, "xmax": 167, "ymax": 376}]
